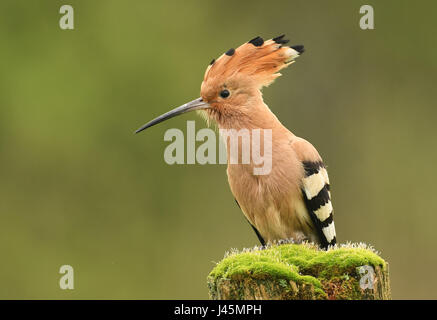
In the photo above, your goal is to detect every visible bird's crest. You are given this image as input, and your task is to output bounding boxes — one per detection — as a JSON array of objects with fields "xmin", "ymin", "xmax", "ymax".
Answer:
[{"xmin": 203, "ymin": 35, "xmax": 304, "ymax": 89}]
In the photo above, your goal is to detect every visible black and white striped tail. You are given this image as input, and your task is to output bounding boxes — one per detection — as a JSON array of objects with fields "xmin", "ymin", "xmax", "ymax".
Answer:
[{"xmin": 301, "ymin": 161, "xmax": 336, "ymax": 249}]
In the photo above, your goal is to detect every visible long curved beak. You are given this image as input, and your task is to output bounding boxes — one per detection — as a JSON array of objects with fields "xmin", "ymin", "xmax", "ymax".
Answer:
[{"xmin": 135, "ymin": 97, "xmax": 210, "ymax": 134}]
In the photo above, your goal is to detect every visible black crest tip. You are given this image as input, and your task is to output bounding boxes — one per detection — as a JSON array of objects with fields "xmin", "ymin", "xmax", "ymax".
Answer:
[
  {"xmin": 273, "ymin": 34, "xmax": 289, "ymax": 45},
  {"xmin": 248, "ymin": 36, "xmax": 264, "ymax": 47},
  {"xmin": 225, "ymin": 48, "xmax": 235, "ymax": 56},
  {"xmin": 290, "ymin": 45, "xmax": 305, "ymax": 54},
  {"xmin": 209, "ymin": 58, "xmax": 215, "ymax": 65}
]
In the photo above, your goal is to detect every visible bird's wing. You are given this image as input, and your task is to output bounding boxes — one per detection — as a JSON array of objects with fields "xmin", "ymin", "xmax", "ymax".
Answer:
[
  {"xmin": 235, "ymin": 199, "xmax": 266, "ymax": 246},
  {"xmin": 291, "ymin": 138, "xmax": 336, "ymax": 249},
  {"xmin": 301, "ymin": 161, "xmax": 336, "ymax": 249}
]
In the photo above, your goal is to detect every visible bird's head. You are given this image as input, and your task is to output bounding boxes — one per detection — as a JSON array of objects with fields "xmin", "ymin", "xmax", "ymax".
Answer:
[{"xmin": 135, "ymin": 35, "xmax": 304, "ymax": 133}]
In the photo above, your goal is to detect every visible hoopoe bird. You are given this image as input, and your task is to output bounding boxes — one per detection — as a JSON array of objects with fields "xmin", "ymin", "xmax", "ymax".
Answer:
[{"xmin": 136, "ymin": 35, "xmax": 336, "ymax": 249}]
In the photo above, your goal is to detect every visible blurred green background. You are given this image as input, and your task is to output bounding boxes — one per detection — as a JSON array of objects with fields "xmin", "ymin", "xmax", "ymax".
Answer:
[{"xmin": 0, "ymin": 0, "xmax": 436, "ymax": 299}]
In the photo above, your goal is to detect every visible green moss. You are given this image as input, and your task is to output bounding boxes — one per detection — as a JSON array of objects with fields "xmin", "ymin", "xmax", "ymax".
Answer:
[
  {"xmin": 210, "ymin": 251, "xmax": 321, "ymax": 287},
  {"xmin": 208, "ymin": 242, "xmax": 388, "ymax": 299}
]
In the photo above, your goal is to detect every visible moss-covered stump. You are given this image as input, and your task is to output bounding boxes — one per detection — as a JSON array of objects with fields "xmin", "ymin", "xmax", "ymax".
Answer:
[{"xmin": 208, "ymin": 243, "xmax": 390, "ymax": 300}]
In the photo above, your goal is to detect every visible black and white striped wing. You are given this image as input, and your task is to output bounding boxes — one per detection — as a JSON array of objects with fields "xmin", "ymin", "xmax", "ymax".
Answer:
[{"xmin": 301, "ymin": 161, "xmax": 336, "ymax": 249}]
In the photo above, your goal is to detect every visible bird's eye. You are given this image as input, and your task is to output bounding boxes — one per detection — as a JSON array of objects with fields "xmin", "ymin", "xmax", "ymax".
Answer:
[{"xmin": 219, "ymin": 89, "xmax": 230, "ymax": 99}]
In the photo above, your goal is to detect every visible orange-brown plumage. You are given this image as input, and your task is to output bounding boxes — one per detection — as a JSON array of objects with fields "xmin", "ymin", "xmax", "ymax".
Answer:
[
  {"xmin": 137, "ymin": 35, "xmax": 336, "ymax": 248},
  {"xmin": 200, "ymin": 35, "xmax": 335, "ymax": 248}
]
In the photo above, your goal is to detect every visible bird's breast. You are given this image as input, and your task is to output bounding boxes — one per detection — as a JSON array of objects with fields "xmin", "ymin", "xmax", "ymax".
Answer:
[{"xmin": 226, "ymin": 138, "xmax": 311, "ymax": 242}]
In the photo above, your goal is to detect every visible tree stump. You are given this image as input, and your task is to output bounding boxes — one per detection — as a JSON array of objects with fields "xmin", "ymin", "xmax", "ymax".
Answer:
[{"xmin": 207, "ymin": 243, "xmax": 391, "ymax": 300}]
